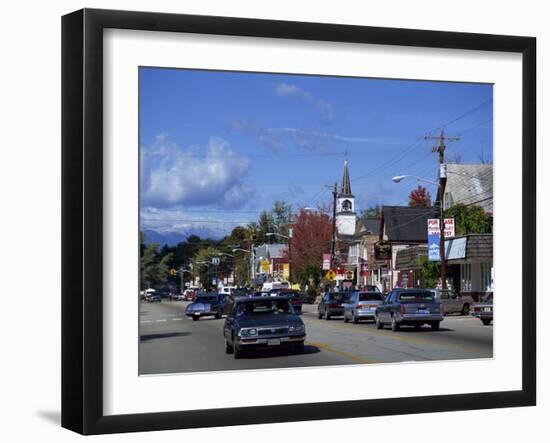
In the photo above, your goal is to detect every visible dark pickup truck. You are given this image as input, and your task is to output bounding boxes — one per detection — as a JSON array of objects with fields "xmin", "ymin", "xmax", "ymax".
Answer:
[{"xmin": 375, "ymin": 288, "xmax": 444, "ymax": 331}]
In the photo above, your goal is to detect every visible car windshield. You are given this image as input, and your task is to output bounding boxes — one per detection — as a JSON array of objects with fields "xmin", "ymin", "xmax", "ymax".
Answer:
[
  {"xmin": 195, "ymin": 295, "xmax": 217, "ymax": 303},
  {"xmin": 236, "ymin": 300, "xmax": 292, "ymax": 315},
  {"xmin": 278, "ymin": 291, "xmax": 300, "ymax": 298},
  {"xmin": 359, "ymin": 292, "xmax": 383, "ymax": 301},
  {"xmin": 398, "ymin": 292, "xmax": 435, "ymax": 302},
  {"xmin": 482, "ymin": 294, "xmax": 493, "ymax": 303},
  {"xmin": 328, "ymin": 293, "xmax": 350, "ymax": 302}
]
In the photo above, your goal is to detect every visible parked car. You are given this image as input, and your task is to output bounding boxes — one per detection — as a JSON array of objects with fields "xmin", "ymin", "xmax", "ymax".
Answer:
[
  {"xmin": 472, "ymin": 292, "xmax": 493, "ymax": 325},
  {"xmin": 223, "ymin": 296, "xmax": 306, "ymax": 358},
  {"xmin": 183, "ymin": 289, "xmax": 196, "ymax": 301},
  {"xmin": 276, "ymin": 291, "xmax": 303, "ymax": 314},
  {"xmin": 343, "ymin": 290, "xmax": 384, "ymax": 323},
  {"xmin": 301, "ymin": 290, "xmax": 317, "ymax": 304},
  {"xmin": 185, "ymin": 293, "xmax": 224, "ymax": 320},
  {"xmin": 427, "ymin": 288, "xmax": 471, "ymax": 315},
  {"xmin": 147, "ymin": 294, "xmax": 161, "ymax": 303},
  {"xmin": 318, "ymin": 292, "xmax": 351, "ymax": 320},
  {"xmin": 375, "ymin": 289, "xmax": 444, "ymax": 331}
]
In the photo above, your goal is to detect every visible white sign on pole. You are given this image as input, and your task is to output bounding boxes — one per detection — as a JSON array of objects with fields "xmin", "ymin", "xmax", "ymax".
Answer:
[
  {"xmin": 444, "ymin": 218, "xmax": 455, "ymax": 238},
  {"xmin": 427, "ymin": 218, "xmax": 455, "ymax": 238},
  {"xmin": 322, "ymin": 254, "xmax": 331, "ymax": 270},
  {"xmin": 427, "ymin": 218, "xmax": 440, "ymax": 234}
]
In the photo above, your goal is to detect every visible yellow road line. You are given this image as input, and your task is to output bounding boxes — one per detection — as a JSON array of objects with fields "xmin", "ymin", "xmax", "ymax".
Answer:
[
  {"xmin": 304, "ymin": 316, "xmax": 489, "ymax": 353},
  {"xmin": 305, "ymin": 340, "xmax": 376, "ymax": 364}
]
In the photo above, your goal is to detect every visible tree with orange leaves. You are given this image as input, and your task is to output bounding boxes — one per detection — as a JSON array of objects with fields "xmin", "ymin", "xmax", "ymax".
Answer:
[
  {"xmin": 408, "ymin": 185, "xmax": 432, "ymax": 207},
  {"xmin": 286, "ymin": 206, "xmax": 333, "ymax": 286}
]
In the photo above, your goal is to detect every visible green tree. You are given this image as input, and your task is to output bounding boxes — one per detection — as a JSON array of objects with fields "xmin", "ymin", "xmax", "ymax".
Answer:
[
  {"xmin": 222, "ymin": 226, "xmax": 250, "ymax": 286},
  {"xmin": 444, "ymin": 204, "xmax": 492, "ymax": 235},
  {"xmin": 416, "ymin": 256, "xmax": 440, "ymax": 288},
  {"xmin": 271, "ymin": 200, "xmax": 293, "ymax": 237},
  {"xmin": 192, "ymin": 246, "xmax": 221, "ymax": 289},
  {"xmin": 140, "ymin": 234, "xmax": 174, "ymax": 289},
  {"xmin": 359, "ymin": 205, "xmax": 381, "ymax": 218},
  {"xmin": 256, "ymin": 211, "xmax": 275, "ymax": 244}
]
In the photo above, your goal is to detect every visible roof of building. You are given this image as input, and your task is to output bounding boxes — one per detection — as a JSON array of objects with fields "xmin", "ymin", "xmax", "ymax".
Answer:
[
  {"xmin": 254, "ymin": 243, "xmax": 287, "ymax": 260},
  {"xmin": 339, "ymin": 160, "xmax": 353, "ymax": 197},
  {"xmin": 381, "ymin": 206, "xmax": 439, "ymax": 243},
  {"xmin": 442, "ymin": 163, "xmax": 493, "ymax": 213},
  {"xmin": 361, "ymin": 217, "xmax": 381, "ymax": 236},
  {"xmin": 395, "ymin": 244, "xmax": 428, "ymax": 270}
]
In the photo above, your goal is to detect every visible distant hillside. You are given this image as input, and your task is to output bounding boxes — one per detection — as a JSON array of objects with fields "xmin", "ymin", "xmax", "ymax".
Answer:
[{"xmin": 142, "ymin": 228, "xmax": 225, "ymax": 246}]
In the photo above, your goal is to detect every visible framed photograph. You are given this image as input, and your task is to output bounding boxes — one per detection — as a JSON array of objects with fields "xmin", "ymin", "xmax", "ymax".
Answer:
[{"xmin": 62, "ymin": 8, "xmax": 536, "ymax": 435}]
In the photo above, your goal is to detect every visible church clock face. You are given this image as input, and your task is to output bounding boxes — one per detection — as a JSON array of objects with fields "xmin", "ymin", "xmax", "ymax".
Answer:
[{"xmin": 342, "ymin": 199, "xmax": 352, "ymax": 212}]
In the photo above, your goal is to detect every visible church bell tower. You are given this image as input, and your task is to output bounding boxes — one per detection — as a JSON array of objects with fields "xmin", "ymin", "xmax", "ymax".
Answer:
[{"xmin": 336, "ymin": 160, "xmax": 356, "ymax": 236}]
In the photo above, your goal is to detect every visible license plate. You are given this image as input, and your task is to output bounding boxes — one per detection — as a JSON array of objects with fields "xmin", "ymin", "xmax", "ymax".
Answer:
[
  {"xmin": 483, "ymin": 307, "xmax": 491, "ymax": 312},
  {"xmin": 193, "ymin": 313, "xmax": 200, "ymax": 316},
  {"xmin": 267, "ymin": 339, "xmax": 281, "ymax": 346},
  {"xmin": 417, "ymin": 309, "xmax": 430, "ymax": 314}
]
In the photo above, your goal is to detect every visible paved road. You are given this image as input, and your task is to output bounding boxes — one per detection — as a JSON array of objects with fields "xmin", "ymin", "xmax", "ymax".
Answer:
[{"xmin": 139, "ymin": 300, "xmax": 492, "ymax": 375}]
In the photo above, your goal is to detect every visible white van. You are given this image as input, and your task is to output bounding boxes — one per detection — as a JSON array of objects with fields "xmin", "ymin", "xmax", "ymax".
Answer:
[
  {"xmin": 260, "ymin": 281, "xmax": 290, "ymax": 293},
  {"xmin": 219, "ymin": 286, "xmax": 237, "ymax": 295}
]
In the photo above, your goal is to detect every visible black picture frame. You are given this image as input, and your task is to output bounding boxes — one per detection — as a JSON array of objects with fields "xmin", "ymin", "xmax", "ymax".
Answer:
[{"xmin": 62, "ymin": 8, "xmax": 536, "ymax": 435}]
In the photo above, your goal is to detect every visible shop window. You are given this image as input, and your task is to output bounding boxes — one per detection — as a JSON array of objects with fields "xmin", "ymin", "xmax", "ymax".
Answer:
[{"xmin": 461, "ymin": 263, "xmax": 472, "ymax": 291}]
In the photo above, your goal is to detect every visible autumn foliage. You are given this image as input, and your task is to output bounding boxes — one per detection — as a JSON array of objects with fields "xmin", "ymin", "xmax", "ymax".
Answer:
[
  {"xmin": 408, "ymin": 185, "xmax": 432, "ymax": 207},
  {"xmin": 287, "ymin": 207, "xmax": 333, "ymax": 285}
]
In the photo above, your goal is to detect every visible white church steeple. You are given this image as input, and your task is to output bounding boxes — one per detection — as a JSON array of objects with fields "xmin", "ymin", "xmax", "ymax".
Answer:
[{"xmin": 336, "ymin": 160, "xmax": 356, "ymax": 236}]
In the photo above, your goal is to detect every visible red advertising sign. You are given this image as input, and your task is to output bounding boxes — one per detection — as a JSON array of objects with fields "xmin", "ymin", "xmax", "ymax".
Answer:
[
  {"xmin": 322, "ymin": 254, "xmax": 331, "ymax": 270},
  {"xmin": 359, "ymin": 258, "xmax": 369, "ymax": 276}
]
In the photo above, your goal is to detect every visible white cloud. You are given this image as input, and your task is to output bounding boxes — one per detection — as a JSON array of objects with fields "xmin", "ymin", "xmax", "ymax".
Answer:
[
  {"xmin": 141, "ymin": 136, "xmax": 254, "ymax": 209},
  {"xmin": 274, "ymin": 82, "xmax": 312, "ymax": 101},
  {"xmin": 140, "ymin": 207, "xmax": 249, "ymax": 238},
  {"xmin": 274, "ymin": 82, "xmax": 334, "ymax": 122}
]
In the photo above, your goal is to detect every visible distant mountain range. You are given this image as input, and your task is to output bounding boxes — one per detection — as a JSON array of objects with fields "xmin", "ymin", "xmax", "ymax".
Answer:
[{"xmin": 142, "ymin": 228, "xmax": 224, "ymax": 246}]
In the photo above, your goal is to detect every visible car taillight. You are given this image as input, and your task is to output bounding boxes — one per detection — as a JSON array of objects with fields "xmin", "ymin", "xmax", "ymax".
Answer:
[
  {"xmin": 474, "ymin": 307, "xmax": 480, "ymax": 312},
  {"xmin": 400, "ymin": 304, "xmax": 405, "ymax": 315}
]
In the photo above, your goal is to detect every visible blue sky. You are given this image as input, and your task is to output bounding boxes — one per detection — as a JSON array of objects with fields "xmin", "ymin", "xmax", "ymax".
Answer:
[{"xmin": 139, "ymin": 67, "xmax": 493, "ymax": 239}]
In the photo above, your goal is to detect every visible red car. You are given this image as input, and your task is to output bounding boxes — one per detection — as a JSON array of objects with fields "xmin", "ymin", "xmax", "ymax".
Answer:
[{"xmin": 183, "ymin": 290, "xmax": 196, "ymax": 301}]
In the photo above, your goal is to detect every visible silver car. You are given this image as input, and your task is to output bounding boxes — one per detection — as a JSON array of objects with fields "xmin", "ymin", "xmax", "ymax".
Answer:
[
  {"xmin": 343, "ymin": 291, "xmax": 384, "ymax": 323},
  {"xmin": 427, "ymin": 288, "xmax": 471, "ymax": 315}
]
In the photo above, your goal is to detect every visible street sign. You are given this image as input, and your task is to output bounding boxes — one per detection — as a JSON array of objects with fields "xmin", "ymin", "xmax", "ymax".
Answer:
[
  {"xmin": 428, "ymin": 218, "xmax": 440, "ymax": 261},
  {"xmin": 326, "ymin": 269, "xmax": 336, "ymax": 281},
  {"xmin": 374, "ymin": 241, "xmax": 392, "ymax": 260},
  {"xmin": 322, "ymin": 254, "xmax": 331, "ymax": 270},
  {"xmin": 345, "ymin": 270, "xmax": 354, "ymax": 280},
  {"xmin": 427, "ymin": 218, "xmax": 455, "ymax": 261},
  {"xmin": 444, "ymin": 218, "xmax": 455, "ymax": 238},
  {"xmin": 211, "ymin": 257, "xmax": 220, "ymax": 265}
]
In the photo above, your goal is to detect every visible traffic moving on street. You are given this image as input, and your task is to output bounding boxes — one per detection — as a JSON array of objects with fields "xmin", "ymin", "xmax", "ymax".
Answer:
[{"xmin": 139, "ymin": 290, "xmax": 492, "ymax": 375}]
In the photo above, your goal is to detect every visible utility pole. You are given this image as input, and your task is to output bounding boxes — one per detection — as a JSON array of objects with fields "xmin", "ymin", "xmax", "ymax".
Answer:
[
  {"xmin": 330, "ymin": 181, "xmax": 338, "ymax": 269},
  {"xmin": 425, "ymin": 128, "xmax": 460, "ymax": 290},
  {"xmin": 288, "ymin": 227, "xmax": 293, "ymax": 285}
]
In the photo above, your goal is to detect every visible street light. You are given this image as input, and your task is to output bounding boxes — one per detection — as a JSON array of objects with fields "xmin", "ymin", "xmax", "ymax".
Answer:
[
  {"xmin": 392, "ymin": 175, "xmax": 438, "ymax": 186},
  {"xmin": 392, "ymin": 173, "xmax": 447, "ymax": 289},
  {"xmin": 266, "ymin": 232, "xmax": 292, "ymax": 284},
  {"xmin": 178, "ymin": 268, "xmax": 192, "ymax": 293}
]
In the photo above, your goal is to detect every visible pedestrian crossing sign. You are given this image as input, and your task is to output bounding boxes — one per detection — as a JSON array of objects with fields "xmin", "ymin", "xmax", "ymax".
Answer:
[{"xmin": 326, "ymin": 269, "xmax": 336, "ymax": 281}]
